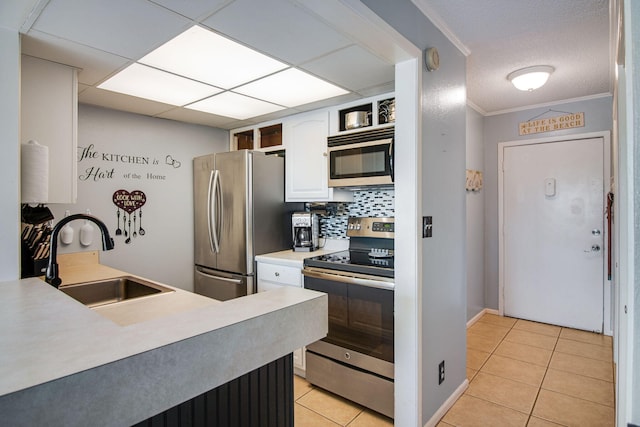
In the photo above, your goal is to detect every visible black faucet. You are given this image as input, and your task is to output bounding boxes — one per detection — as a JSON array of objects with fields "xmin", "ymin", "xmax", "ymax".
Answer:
[{"xmin": 45, "ymin": 213, "xmax": 115, "ymax": 288}]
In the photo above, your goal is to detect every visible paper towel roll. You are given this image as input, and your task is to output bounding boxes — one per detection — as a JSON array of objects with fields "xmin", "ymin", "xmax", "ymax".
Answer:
[{"xmin": 21, "ymin": 140, "xmax": 49, "ymax": 203}]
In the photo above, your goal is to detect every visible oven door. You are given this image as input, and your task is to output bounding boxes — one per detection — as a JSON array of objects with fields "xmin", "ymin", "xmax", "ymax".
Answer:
[
  {"xmin": 303, "ymin": 267, "xmax": 394, "ymax": 363},
  {"xmin": 328, "ymin": 138, "xmax": 393, "ymax": 187}
]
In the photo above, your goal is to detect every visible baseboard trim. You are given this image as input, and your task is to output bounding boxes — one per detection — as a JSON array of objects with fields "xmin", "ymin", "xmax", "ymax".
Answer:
[
  {"xmin": 467, "ymin": 308, "xmax": 500, "ymax": 328},
  {"xmin": 423, "ymin": 379, "xmax": 469, "ymax": 427}
]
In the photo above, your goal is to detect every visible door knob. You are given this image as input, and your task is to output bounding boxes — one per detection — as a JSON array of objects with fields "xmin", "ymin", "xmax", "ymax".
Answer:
[
  {"xmin": 592, "ymin": 229, "xmax": 601, "ymax": 236},
  {"xmin": 585, "ymin": 244, "xmax": 601, "ymax": 253}
]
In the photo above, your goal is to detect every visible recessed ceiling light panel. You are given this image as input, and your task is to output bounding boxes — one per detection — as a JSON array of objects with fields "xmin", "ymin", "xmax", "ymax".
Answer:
[
  {"xmin": 235, "ymin": 68, "xmax": 349, "ymax": 107},
  {"xmin": 186, "ymin": 91, "xmax": 285, "ymax": 120},
  {"xmin": 139, "ymin": 26, "xmax": 288, "ymax": 89},
  {"xmin": 98, "ymin": 63, "xmax": 222, "ymax": 105}
]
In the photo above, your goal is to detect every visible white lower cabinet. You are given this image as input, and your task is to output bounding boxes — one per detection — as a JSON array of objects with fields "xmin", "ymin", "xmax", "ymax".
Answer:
[
  {"xmin": 257, "ymin": 262, "xmax": 301, "ymax": 289},
  {"xmin": 256, "ymin": 261, "xmax": 306, "ymax": 375}
]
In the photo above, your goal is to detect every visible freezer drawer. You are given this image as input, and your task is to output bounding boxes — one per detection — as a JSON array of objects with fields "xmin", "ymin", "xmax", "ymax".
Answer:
[{"xmin": 194, "ymin": 266, "xmax": 254, "ymax": 301}]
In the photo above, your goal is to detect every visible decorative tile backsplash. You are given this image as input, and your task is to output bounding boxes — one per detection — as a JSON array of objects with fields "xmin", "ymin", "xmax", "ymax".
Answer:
[{"xmin": 318, "ymin": 189, "xmax": 395, "ymax": 239}]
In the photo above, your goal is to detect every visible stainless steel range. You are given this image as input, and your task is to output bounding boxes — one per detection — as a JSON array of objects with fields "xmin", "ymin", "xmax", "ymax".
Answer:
[{"xmin": 303, "ymin": 217, "xmax": 394, "ymax": 418}]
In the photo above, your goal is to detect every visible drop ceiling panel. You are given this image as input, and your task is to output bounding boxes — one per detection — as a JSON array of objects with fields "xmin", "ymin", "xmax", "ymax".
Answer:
[
  {"xmin": 21, "ymin": 30, "xmax": 131, "ymax": 86},
  {"xmin": 157, "ymin": 107, "xmax": 240, "ymax": 129},
  {"xmin": 302, "ymin": 45, "xmax": 394, "ymax": 92},
  {"xmin": 149, "ymin": 0, "xmax": 231, "ymax": 21},
  {"xmin": 201, "ymin": 0, "xmax": 352, "ymax": 65},
  {"xmin": 234, "ymin": 68, "xmax": 349, "ymax": 108},
  {"xmin": 98, "ymin": 63, "xmax": 224, "ymax": 106},
  {"xmin": 138, "ymin": 25, "xmax": 287, "ymax": 89},
  {"xmin": 79, "ymin": 86, "xmax": 180, "ymax": 117},
  {"xmin": 0, "ymin": 0, "xmax": 41, "ymax": 31},
  {"xmin": 30, "ymin": 0, "xmax": 192, "ymax": 60},
  {"xmin": 186, "ymin": 92, "xmax": 285, "ymax": 120}
]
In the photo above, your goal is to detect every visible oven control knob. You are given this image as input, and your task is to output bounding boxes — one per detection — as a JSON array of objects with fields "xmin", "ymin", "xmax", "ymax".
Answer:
[{"xmin": 344, "ymin": 352, "xmax": 351, "ymax": 360}]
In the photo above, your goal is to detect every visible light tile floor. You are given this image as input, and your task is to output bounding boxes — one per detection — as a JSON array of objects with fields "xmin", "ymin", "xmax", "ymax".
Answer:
[
  {"xmin": 294, "ymin": 313, "xmax": 614, "ymax": 427},
  {"xmin": 293, "ymin": 375, "xmax": 393, "ymax": 426},
  {"xmin": 441, "ymin": 313, "xmax": 614, "ymax": 427}
]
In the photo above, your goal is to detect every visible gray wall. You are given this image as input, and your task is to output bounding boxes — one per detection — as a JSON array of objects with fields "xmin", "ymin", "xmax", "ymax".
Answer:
[
  {"xmin": 630, "ymin": 0, "xmax": 640, "ymax": 422},
  {"xmin": 483, "ymin": 96, "xmax": 613, "ymax": 310},
  {"xmin": 0, "ymin": 28, "xmax": 20, "ymax": 282},
  {"xmin": 466, "ymin": 106, "xmax": 485, "ymax": 320},
  {"xmin": 49, "ymin": 105, "xmax": 228, "ymax": 291},
  {"xmin": 362, "ymin": 1, "xmax": 468, "ymax": 424}
]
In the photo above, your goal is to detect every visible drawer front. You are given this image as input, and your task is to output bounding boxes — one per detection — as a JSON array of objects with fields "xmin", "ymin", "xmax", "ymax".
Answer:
[{"xmin": 257, "ymin": 263, "xmax": 301, "ymax": 287}]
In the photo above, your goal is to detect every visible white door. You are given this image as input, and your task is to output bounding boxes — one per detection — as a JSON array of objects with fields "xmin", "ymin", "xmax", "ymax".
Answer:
[{"xmin": 502, "ymin": 138, "xmax": 605, "ymax": 332}]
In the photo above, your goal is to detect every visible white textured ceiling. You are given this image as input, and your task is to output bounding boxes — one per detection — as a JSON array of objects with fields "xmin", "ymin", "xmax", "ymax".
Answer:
[
  {"xmin": 5, "ymin": 0, "xmax": 614, "ymax": 126},
  {"xmin": 414, "ymin": 0, "xmax": 613, "ymax": 114}
]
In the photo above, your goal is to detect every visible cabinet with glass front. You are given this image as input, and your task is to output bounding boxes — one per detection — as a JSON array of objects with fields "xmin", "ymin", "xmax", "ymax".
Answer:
[{"xmin": 230, "ymin": 123, "xmax": 283, "ymax": 152}]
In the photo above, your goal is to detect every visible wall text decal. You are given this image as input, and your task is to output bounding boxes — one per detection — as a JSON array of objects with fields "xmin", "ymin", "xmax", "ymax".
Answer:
[{"xmin": 77, "ymin": 143, "xmax": 182, "ymax": 182}]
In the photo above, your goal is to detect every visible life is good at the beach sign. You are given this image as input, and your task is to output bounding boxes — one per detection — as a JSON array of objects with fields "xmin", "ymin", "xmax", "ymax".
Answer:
[{"xmin": 519, "ymin": 112, "xmax": 585, "ymax": 136}]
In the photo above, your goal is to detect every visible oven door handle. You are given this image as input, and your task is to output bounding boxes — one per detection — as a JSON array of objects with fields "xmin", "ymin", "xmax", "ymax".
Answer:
[{"xmin": 303, "ymin": 268, "xmax": 394, "ymax": 291}]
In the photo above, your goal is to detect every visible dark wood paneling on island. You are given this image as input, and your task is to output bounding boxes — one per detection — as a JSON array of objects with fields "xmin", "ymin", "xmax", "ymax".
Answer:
[{"xmin": 133, "ymin": 354, "xmax": 293, "ymax": 427}]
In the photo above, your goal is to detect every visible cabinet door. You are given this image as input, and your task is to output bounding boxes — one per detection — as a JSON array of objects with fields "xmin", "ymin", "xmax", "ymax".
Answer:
[
  {"xmin": 284, "ymin": 111, "xmax": 331, "ymax": 201},
  {"xmin": 21, "ymin": 56, "xmax": 77, "ymax": 204}
]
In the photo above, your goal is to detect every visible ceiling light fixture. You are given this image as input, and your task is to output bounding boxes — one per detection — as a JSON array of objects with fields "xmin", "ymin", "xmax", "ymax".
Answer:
[
  {"xmin": 97, "ymin": 25, "xmax": 350, "ymax": 120},
  {"xmin": 185, "ymin": 92, "xmax": 285, "ymax": 120},
  {"xmin": 98, "ymin": 63, "xmax": 222, "ymax": 106},
  {"xmin": 234, "ymin": 68, "xmax": 349, "ymax": 108},
  {"xmin": 507, "ymin": 66, "xmax": 554, "ymax": 91}
]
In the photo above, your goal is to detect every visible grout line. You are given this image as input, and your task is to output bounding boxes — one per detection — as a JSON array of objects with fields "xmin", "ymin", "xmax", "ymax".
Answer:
[
  {"xmin": 528, "ymin": 338, "xmax": 557, "ymax": 422},
  {"xmin": 293, "ymin": 377, "xmax": 368, "ymax": 426},
  {"xmin": 461, "ymin": 315, "xmax": 615, "ymax": 427}
]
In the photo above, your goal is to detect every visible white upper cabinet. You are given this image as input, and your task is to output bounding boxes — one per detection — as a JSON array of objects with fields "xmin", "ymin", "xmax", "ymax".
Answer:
[
  {"xmin": 284, "ymin": 111, "xmax": 351, "ymax": 202},
  {"xmin": 21, "ymin": 56, "xmax": 78, "ymax": 204}
]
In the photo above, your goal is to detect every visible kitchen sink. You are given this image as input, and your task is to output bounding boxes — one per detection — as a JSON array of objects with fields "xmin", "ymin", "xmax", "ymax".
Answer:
[{"xmin": 59, "ymin": 276, "xmax": 174, "ymax": 307}]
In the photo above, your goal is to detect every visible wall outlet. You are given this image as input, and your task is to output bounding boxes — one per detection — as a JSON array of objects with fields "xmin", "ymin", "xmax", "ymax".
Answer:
[{"xmin": 438, "ymin": 360, "xmax": 445, "ymax": 385}]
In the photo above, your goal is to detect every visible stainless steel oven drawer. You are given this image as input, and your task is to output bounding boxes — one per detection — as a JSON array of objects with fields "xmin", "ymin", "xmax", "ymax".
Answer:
[
  {"xmin": 307, "ymin": 340, "xmax": 393, "ymax": 379},
  {"xmin": 305, "ymin": 351, "xmax": 394, "ymax": 419}
]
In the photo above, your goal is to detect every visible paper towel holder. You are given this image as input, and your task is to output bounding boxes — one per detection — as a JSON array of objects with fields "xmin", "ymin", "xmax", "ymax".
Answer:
[{"xmin": 21, "ymin": 139, "xmax": 49, "ymax": 204}]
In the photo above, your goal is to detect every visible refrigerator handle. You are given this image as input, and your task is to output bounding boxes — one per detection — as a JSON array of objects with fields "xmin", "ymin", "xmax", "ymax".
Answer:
[
  {"xmin": 196, "ymin": 269, "xmax": 242, "ymax": 284},
  {"xmin": 211, "ymin": 169, "xmax": 221, "ymax": 253},
  {"xmin": 214, "ymin": 169, "xmax": 223, "ymax": 251},
  {"xmin": 207, "ymin": 170, "xmax": 216, "ymax": 253}
]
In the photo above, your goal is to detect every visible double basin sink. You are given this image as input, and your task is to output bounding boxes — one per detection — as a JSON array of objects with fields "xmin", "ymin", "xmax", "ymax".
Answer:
[{"xmin": 59, "ymin": 276, "xmax": 174, "ymax": 308}]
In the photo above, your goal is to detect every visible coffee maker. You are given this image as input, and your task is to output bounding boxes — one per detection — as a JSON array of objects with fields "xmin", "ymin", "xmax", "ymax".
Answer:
[{"xmin": 292, "ymin": 212, "xmax": 319, "ymax": 252}]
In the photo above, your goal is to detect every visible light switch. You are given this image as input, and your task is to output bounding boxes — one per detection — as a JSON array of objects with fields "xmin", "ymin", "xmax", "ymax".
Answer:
[
  {"xmin": 422, "ymin": 216, "xmax": 433, "ymax": 238},
  {"xmin": 544, "ymin": 178, "xmax": 556, "ymax": 197}
]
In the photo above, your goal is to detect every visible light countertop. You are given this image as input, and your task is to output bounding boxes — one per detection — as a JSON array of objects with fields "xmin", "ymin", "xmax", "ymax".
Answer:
[
  {"xmin": 256, "ymin": 238, "xmax": 348, "ymax": 268},
  {"xmin": 0, "ymin": 252, "xmax": 327, "ymax": 426}
]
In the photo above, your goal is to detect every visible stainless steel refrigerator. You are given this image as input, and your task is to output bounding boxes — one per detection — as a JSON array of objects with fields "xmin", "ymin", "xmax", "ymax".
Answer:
[{"xmin": 193, "ymin": 150, "xmax": 292, "ymax": 301}]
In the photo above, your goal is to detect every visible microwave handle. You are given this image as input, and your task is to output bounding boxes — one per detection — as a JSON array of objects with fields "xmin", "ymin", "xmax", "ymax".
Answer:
[{"xmin": 389, "ymin": 137, "xmax": 394, "ymax": 182}]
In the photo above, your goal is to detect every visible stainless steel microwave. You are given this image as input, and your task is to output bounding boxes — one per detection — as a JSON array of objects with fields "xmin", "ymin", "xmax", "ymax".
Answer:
[{"xmin": 327, "ymin": 127, "xmax": 394, "ymax": 188}]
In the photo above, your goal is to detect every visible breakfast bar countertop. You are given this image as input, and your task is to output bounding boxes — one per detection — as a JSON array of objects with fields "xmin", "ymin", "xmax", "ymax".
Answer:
[{"xmin": 0, "ymin": 252, "xmax": 327, "ymax": 426}]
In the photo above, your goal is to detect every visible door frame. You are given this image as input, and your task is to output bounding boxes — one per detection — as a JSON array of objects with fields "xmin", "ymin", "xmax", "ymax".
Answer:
[{"xmin": 498, "ymin": 131, "xmax": 612, "ymax": 334}]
